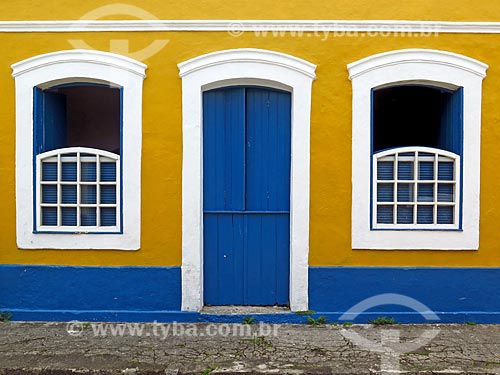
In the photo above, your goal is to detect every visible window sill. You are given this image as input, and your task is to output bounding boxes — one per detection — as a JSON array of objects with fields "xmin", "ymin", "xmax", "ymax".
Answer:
[
  {"xmin": 18, "ymin": 231, "xmax": 139, "ymax": 250},
  {"xmin": 352, "ymin": 228, "xmax": 477, "ymax": 250}
]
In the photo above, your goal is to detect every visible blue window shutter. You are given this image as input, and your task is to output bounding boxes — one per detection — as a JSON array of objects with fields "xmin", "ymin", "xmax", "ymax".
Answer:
[
  {"xmin": 33, "ymin": 87, "xmax": 44, "ymax": 155},
  {"xmin": 437, "ymin": 184, "xmax": 454, "ymax": 202},
  {"xmin": 439, "ymin": 87, "xmax": 463, "ymax": 155},
  {"xmin": 61, "ymin": 162, "xmax": 77, "ymax": 181},
  {"xmin": 397, "ymin": 184, "xmax": 413, "ymax": 202},
  {"xmin": 41, "ymin": 162, "xmax": 58, "ymax": 181},
  {"xmin": 377, "ymin": 161, "xmax": 394, "ymax": 180},
  {"xmin": 61, "ymin": 185, "xmax": 77, "ymax": 204},
  {"xmin": 41, "ymin": 185, "xmax": 57, "ymax": 204},
  {"xmin": 377, "ymin": 205, "xmax": 393, "ymax": 224},
  {"xmin": 397, "ymin": 205, "xmax": 414, "ymax": 224},
  {"xmin": 377, "ymin": 183, "xmax": 393, "ymax": 202},
  {"xmin": 417, "ymin": 206, "xmax": 433, "ymax": 224},
  {"xmin": 41, "ymin": 207, "xmax": 57, "ymax": 226},
  {"xmin": 437, "ymin": 206, "xmax": 454, "ymax": 224},
  {"xmin": 81, "ymin": 162, "xmax": 97, "ymax": 182},
  {"xmin": 100, "ymin": 208, "xmax": 116, "ymax": 226},
  {"xmin": 42, "ymin": 91, "xmax": 67, "ymax": 153},
  {"xmin": 100, "ymin": 185, "xmax": 116, "ymax": 204},
  {"xmin": 438, "ymin": 162, "xmax": 454, "ymax": 180},
  {"xmin": 99, "ymin": 162, "xmax": 117, "ymax": 224},
  {"xmin": 417, "ymin": 183, "xmax": 434, "ymax": 202},
  {"xmin": 81, "ymin": 207, "xmax": 97, "ymax": 226},
  {"xmin": 61, "ymin": 207, "xmax": 77, "ymax": 226},
  {"xmin": 34, "ymin": 88, "xmax": 68, "ymax": 154},
  {"xmin": 418, "ymin": 161, "xmax": 434, "ymax": 180},
  {"xmin": 81, "ymin": 185, "xmax": 97, "ymax": 204},
  {"xmin": 100, "ymin": 162, "xmax": 116, "ymax": 182},
  {"xmin": 397, "ymin": 161, "xmax": 413, "ymax": 180},
  {"xmin": 452, "ymin": 88, "xmax": 464, "ymax": 156}
]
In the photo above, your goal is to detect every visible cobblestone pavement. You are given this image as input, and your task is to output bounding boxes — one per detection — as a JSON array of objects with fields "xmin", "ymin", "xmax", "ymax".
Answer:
[{"xmin": 0, "ymin": 322, "xmax": 499, "ymax": 374}]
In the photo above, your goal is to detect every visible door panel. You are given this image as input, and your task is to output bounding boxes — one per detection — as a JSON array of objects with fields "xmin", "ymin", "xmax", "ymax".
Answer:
[
  {"xmin": 203, "ymin": 87, "xmax": 246, "ymax": 211},
  {"xmin": 246, "ymin": 88, "xmax": 291, "ymax": 211},
  {"xmin": 203, "ymin": 86, "xmax": 291, "ymax": 306},
  {"xmin": 203, "ymin": 214, "xmax": 245, "ymax": 304},
  {"xmin": 244, "ymin": 214, "xmax": 290, "ymax": 305}
]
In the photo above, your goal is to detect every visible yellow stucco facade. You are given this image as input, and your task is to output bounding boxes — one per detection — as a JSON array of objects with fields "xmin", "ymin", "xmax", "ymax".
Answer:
[
  {"xmin": 2, "ymin": 0, "xmax": 500, "ymax": 21},
  {"xmin": 0, "ymin": 2, "xmax": 499, "ymax": 268}
]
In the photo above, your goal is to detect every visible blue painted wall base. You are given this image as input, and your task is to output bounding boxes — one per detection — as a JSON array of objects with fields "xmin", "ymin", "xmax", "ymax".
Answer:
[
  {"xmin": 0, "ymin": 264, "xmax": 183, "ymax": 322},
  {"xmin": 309, "ymin": 267, "xmax": 500, "ymax": 324},
  {"xmin": 1, "ymin": 265, "xmax": 499, "ymax": 323}
]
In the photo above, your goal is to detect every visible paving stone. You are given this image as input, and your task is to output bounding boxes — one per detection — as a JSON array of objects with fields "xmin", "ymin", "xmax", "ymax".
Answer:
[{"xmin": 0, "ymin": 323, "xmax": 499, "ymax": 374}]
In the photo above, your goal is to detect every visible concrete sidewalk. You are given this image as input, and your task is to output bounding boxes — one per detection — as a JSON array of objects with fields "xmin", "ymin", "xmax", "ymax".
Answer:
[{"xmin": 0, "ymin": 322, "xmax": 499, "ymax": 374}]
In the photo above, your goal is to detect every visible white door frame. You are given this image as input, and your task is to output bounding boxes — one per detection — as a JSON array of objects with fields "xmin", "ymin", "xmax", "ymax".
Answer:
[{"xmin": 178, "ymin": 48, "xmax": 316, "ymax": 311}]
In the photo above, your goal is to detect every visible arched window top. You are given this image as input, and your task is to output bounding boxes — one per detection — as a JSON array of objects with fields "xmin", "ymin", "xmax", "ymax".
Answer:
[
  {"xmin": 178, "ymin": 48, "xmax": 316, "ymax": 82},
  {"xmin": 348, "ymin": 48, "xmax": 488, "ymax": 81},
  {"xmin": 374, "ymin": 80, "xmax": 460, "ymax": 92},
  {"xmin": 12, "ymin": 49, "xmax": 146, "ymax": 79},
  {"xmin": 374, "ymin": 146, "xmax": 459, "ymax": 159},
  {"xmin": 37, "ymin": 79, "xmax": 122, "ymax": 91},
  {"xmin": 37, "ymin": 146, "xmax": 119, "ymax": 160}
]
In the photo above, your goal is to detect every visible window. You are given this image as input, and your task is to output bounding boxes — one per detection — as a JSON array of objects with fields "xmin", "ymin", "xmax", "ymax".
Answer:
[
  {"xmin": 374, "ymin": 147, "xmax": 460, "ymax": 228},
  {"xmin": 348, "ymin": 49, "xmax": 487, "ymax": 250},
  {"xmin": 37, "ymin": 147, "xmax": 120, "ymax": 231},
  {"xmin": 12, "ymin": 50, "xmax": 146, "ymax": 249},
  {"xmin": 372, "ymin": 85, "xmax": 462, "ymax": 230},
  {"xmin": 35, "ymin": 84, "xmax": 121, "ymax": 232}
]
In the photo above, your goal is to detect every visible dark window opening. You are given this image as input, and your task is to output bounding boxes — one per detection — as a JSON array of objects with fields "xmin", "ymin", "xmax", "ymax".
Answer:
[
  {"xmin": 34, "ymin": 83, "xmax": 121, "ymax": 155},
  {"xmin": 372, "ymin": 85, "xmax": 463, "ymax": 155}
]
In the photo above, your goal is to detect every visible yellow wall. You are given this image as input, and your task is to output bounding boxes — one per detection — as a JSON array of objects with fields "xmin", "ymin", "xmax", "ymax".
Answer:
[
  {"xmin": 2, "ymin": 0, "xmax": 500, "ymax": 21},
  {"xmin": 0, "ymin": 29, "xmax": 499, "ymax": 267}
]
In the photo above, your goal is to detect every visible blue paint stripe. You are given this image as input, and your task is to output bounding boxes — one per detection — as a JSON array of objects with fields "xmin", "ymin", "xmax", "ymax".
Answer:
[
  {"xmin": 2, "ymin": 265, "xmax": 500, "ymax": 323},
  {"xmin": 198, "ymin": 312, "xmax": 500, "ymax": 324},
  {"xmin": 6, "ymin": 310, "xmax": 500, "ymax": 324},
  {"xmin": 309, "ymin": 267, "xmax": 500, "ymax": 319},
  {"xmin": 0, "ymin": 265, "xmax": 181, "ymax": 312}
]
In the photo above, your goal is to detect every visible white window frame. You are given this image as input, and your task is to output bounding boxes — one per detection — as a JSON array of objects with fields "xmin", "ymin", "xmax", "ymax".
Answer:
[
  {"xmin": 372, "ymin": 146, "xmax": 460, "ymax": 230},
  {"xmin": 348, "ymin": 49, "xmax": 487, "ymax": 250},
  {"xmin": 178, "ymin": 48, "xmax": 316, "ymax": 311},
  {"xmin": 12, "ymin": 49, "xmax": 146, "ymax": 250}
]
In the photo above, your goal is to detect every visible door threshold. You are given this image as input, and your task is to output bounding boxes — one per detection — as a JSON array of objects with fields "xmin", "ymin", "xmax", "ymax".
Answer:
[{"xmin": 201, "ymin": 305, "xmax": 291, "ymax": 315}]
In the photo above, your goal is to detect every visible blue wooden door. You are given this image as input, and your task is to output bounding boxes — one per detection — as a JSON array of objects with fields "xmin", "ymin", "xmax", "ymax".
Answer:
[{"xmin": 203, "ymin": 87, "xmax": 291, "ymax": 306}]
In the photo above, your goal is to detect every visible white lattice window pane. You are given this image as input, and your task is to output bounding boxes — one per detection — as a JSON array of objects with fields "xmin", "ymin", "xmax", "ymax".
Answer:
[
  {"xmin": 37, "ymin": 147, "xmax": 120, "ymax": 233},
  {"xmin": 373, "ymin": 147, "xmax": 459, "ymax": 229}
]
